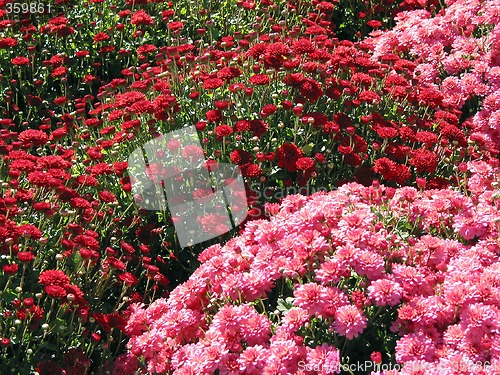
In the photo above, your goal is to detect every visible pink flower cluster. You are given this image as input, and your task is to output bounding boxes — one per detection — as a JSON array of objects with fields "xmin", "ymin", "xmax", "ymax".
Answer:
[
  {"xmin": 121, "ymin": 161, "xmax": 500, "ymax": 374},
  {"xmin": 368, "ymin": 0, "xmax": 500, "ymax": 153}
]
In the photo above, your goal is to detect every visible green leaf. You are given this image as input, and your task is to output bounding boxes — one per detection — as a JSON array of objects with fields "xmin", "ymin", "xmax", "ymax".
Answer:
[
  {"xmin": 1, "ymin": 289, "xmax": 17, "ymax": 304},
  {"xmin": 276, "ymin": 296, "xmax": 295, "ymax": 312}
]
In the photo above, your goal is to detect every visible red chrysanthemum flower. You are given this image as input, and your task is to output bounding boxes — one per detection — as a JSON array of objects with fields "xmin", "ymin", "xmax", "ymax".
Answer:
[
  {"xmin": 203, "ymin": 78, "xmax": 224, "ymax": 90},
  {"xmin": 206, "ymin": 109, "xmax": 223, "ymax": 123},
  {"xmin": 89, "ymin": 163, "xmax": 113, "ymax": 177},
  {"xmin": 12, "ymin": 57, "xmax": 30, "ymax": 66},
  {"xmin": 74, "ymin": 234, "xmax": 100, "ymax": 250},
  {"xmin": 296, "ymin": 157, "xmax": 315, "ymax": 171},
  {"xmin": 325, "ymin": 82, "xmax": 343, "ymax": 99},
  {"xmin": 107, "ymin": 257, "xmax": 126, "ymax": 271},
  {"xmin": 415, "ymin": 131, "xmax": 438, "ymax": 146},
  {"xmin": 249, "ymin": 74, "xmax": 270, "ymax": 85},
  {"xmin": 334, "ymin": 112, "xmax": 353, "ymax": 128},
  {"xmin": 65, "ymin": 284, "xmax": 86, "ymax": 306},
  {"xmin": 50, "ymin": 66, "xmax": 68, "ymax": 78},
  {"xmin": 167, "ymin": 21, "xmax": 184, "ymax": 31},
  {"xmin": 214, "ymin": 100, "xmax": 229, "ymax": 110},
  {"xmin": 137, "ymin": 44, "xmax": 157, "ymax": 55},
  {"xmin": 130, "ymin": 10, "xmax": 155, "ymax": 26},
  {"xmin": 324, "ymin": 121, "xmax": 340, "ymax": 134},
  {"xmin": 70, "ymin": 197, "xmax": 92, "ymax": 209},
  {"xmin": 230, "ymin": 149, "xmax": 253, "ymax": 165},
  {"xmin": 3, "ymin": 264, "xmax": 19, "ymax": 275},
  {"xmin": 48, "ymin": 55, "xmax": 65, "ymax": 68},
  {"xmin": 440, "ymin": 124, "xmax": 467, "ymax": 146},
  {"xmin": 10, "ymin": 161, "xmax": 30, "ymax": 175},
  {"xmin": 32, "ymin": 202, "xmax": 53, "ymax": 214},
  {"xmin": 372, "ymin": 158, "xmax": 411, "ymax": 185},
  {"xmin": 417, "ymin": 87, "xmax": 444, "ymax": 108},
  {"xmin": 261, "ymin": 104, "xmax": 277, "ymax": 116},
  {"xmin": 118, "ymin": 272, "xmax": 139, "ymax": 287},
  {"xmin": 246, "ymin": 42, "xmax": 267, "ymax": 59},
  {"xmin": 93, "ymin": 32, "xmax": 110, "ymax": 43},
  {"xmin": 27, "ymin": 172, "xmax": 60, "ymax": 188},
  {"xmin": 39, "ymin": 270, "xmax": 71, "ymax": 287},
  {"xmin": 182, "ymin": 145, "xmax": 204, "ymax": 161},
  {"xmin": 305, "ymin": 25, "xmax": 327, "ymax": 35},
  {"xmin": 338, "ymin": 144, "xmax": 353, "ymax": 155},
  {"xmin": 0, "ymin": 37, "xmax": 18, "ymax": 49},
  {"xmin": 115, "ymin": 91, "xmax": 147, "ymax": 108},
  {"xmin": 18, "ymin": 130, "xmax": 49, "ymax": 146},
  {"xmin": 277, "ymin": 142, "xmax": 303, "ymax": 172},
  {"xmin": 300, "ymin": 78, "xmax": 323, "ymax": 102},
  {"xmin": 99, "ymin": 190, "xmax": 117, "ymax": 203},
  {"xmin": 304, "ymin": 112, "xmax": 329, "ymax": 129},
  {"xmin": 240, "ymin": 163, "xmax": 263, "ymax": 178},
  {"xmin": 215, "ymin": 124, "xmax": 233, "ymax": 138},
  {"xmin": 17, "ymin": 251, "xmax": 35, "ymax": 263},
  {"xmin": 38, "ymin": 155, "xmax": 72, "ymax": 170},
  {"xmin": 121, "ymin": 242, "xmax": 135, "ymax": 255},
  {"xmin": 374, "ymin": 126, "xmax": 399, "ymax": 139},
  {"xmin": 234, "ymin": 120, "xmax": 251, "ymax": 132},
  {"xmin": 283, "ymin": 73, "xmax": 306, "ymax": 87},
  {"xmin": 409, "ymin": 149, "xmax": 438, "ymax": 174},
  {"xmin": 358, "ymin": 90, "xmax": 381, "ymax": 104},
  {"xmin": 367, "ymin": 19, "xmax": 382, "ymax": 28},
  {"xmin": 18, "ymin": 224, "xmax": 42, "ymax": 240},
  {"xmin": 113, "ymin": 162, "xmax": 128, "ymax": 176},
  {"xmin": 75, "ymin": 50, "xmax": 90, "ymax": 58},
  {"xmin": 152, "ymin": 95, "xmax": 179, "ymax": 120},
  {"xmin": 45, "ymin": 285, "xmax": 67, "ymax": 299},
  {"xmin": 316, "ymin": 1, "xmax": 336, "ymax": 11},
  {"xmin": 249, "ymin": 120, "xmax": 269, "ymax": 137},
  {"xmin": 217, "ymin": 66, "xmax": 242, "ymax": 81},
  {"xmin": 293, "ymin": 38, "xmax": 316, "ymax": 55},
  {"xmin": 264, "ymin": 42, "xmax": 290, "ymax": 68}
]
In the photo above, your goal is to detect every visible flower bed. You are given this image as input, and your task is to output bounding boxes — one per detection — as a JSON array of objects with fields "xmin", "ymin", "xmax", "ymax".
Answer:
[{"xmin": 0, "ymin": 0, "xmax": 499, "ymax": 373}]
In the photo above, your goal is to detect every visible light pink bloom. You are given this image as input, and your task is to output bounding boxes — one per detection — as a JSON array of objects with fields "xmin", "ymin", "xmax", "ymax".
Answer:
[
  {"xmin": 368, "ymin": 279, "xmax": 403, "ymax": 307},
  {"xmin": 306, "ymin": 343, "xmax": 341, "ymax": 374},
  {"xmin": 395, "ymin": 331, "xmax": 436, "ymax": 363},
  {"xmin": 333, "ymin": 305, "xmax": 367, "ymax": 339}
]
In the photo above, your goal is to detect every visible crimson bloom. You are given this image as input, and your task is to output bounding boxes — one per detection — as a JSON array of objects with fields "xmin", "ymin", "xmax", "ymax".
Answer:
[
  {"xmin": 203, "ymin": 78, "xmax": 224, "ymax": 90},
  {"xmin": 131, "ymin": 10, "xmax": 155, "ymax": 26},
  {"xmin": 18, "ymin": 130, "xmax": 49, "ymax": 146},
  {"xmin": 39, "ymin": 270, "xmax": 71, "ymax": 287},
  {"xmin": 301, "ymin": 78, "xmax": 323, "ymax": 102},
  {"xmin": 12, "ymin": 57, "xmax": 30, "ymax": 66},
  {"xmin": 249, "ymin": 74, "xmax": 270, "ymax": 85},
  {"xmin": 409, "ymin": 149, "xmax": 438, "ymax": 174},
  {"xmin": 373, "ymin": 158, "xmax": 411, "ymax": 185},
  {"xmin": 168, "ymin": 21, "xmax": 184, "ymax": 31},
  {"xmin": 277, "ymin": 142, "xmax": 304, "ymax": 172}
]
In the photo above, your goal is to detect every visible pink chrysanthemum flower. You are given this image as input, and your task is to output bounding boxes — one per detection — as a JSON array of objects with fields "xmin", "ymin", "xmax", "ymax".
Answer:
[
  {"xmin": 306, "ymin": 343, "xmax": 341, "ymax": 375},
  {"xmin": 395, "ymin": 331, "xmax": 437, "ymax": 363},
  {"xmin": 368, "ymin": 279, "xmax": 403, "ymax": 307},
  {"xmin": 294, "ymin": 283, "xmax": 328, "ymax": 316},
  {"xmin": 332, "ymin": 305, "xmax": 367, "ymax": 339},
  {"xmin": 315, "ymin": 256, "xmax": 350, "ymax": 285},
  {"xmin": 237, "ymin": 345, "xmax": 267, "ymax": 374}
]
